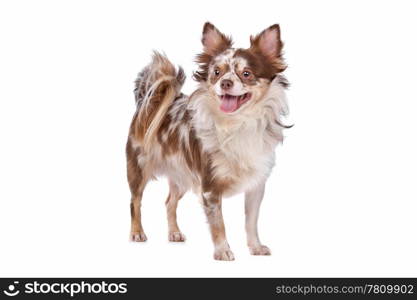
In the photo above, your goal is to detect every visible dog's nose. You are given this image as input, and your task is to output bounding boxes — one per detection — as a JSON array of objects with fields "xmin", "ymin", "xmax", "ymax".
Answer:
[{"xmin": 220, "ymin": 79, "xmax": 233, "ymax": 90}]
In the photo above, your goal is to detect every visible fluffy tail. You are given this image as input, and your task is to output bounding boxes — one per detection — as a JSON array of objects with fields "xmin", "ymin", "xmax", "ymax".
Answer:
[{"xmin": 133, "ymin": 52, "xmax": 185, "ymax": 152}]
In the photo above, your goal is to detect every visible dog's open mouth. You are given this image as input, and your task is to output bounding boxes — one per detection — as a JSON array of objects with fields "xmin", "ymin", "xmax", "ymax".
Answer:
[{"xmin": 219, "ymin": 93, "xmax": 252, "ymax": 113}]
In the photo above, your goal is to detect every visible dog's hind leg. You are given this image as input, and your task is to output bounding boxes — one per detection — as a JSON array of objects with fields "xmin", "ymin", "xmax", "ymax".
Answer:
[
  {"xmin": 129, "ymin": 183, "xmax": 148, "ymax": 242},
  {"xmin": 127, "ymin": 140, "xmax": 149, "ymax": 242},
  {"xmin": 166, "ymin": 180, "xmax": 186, "ymax": 242},
  {"xmin": 245, "ymin": 182, "xmax": 271, "ymax": 255}
]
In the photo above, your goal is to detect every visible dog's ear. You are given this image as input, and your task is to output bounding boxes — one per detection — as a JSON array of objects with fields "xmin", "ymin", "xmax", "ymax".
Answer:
[
  {"xmin": 250, "ymin": 24, "xmax": 283, "ymax": 59},
  {"xmin": 201, "ymin": 22, "xmax": 232, "ymax": 55}
]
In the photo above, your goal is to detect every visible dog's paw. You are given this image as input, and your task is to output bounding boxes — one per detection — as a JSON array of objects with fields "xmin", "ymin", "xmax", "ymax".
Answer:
[
  {"xmin": 214, "ymin": 248, "xmax": 235, "ymax": 261},
  {"xmin": 168, "ymin": 231, "xmax": 186, "ymax": 242},
  {"xmin": 249, "ymin": 244, "xmax": 271, "ymax": 256},
  {"xmin": 130, "ymin": 232, "xmax": 148, "ymax": 242}
]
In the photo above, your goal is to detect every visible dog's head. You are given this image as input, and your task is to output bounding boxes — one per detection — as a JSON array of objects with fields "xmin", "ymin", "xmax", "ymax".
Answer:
[{"xmin": 194, "ymin": 23, "xmax": 287, "ymax": 114}]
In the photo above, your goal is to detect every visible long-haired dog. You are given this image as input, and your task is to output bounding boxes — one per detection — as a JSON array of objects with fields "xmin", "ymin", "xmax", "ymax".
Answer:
[{"xmin": 126, "ymin": 22, "xmax": 290, "ymax": 260}]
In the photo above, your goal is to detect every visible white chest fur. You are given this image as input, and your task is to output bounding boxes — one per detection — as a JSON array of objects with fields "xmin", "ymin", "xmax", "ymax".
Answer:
[
  {"xmin": 193, "ymin": 106, "xmax": 281, "ymax": 195},
  {"xmin": 190, "ymin": 80, "xmax": 287, "ymax": 196},
  {"xmin": 212, "ymin": 122, "xmax": 277, "ymax": 195}
]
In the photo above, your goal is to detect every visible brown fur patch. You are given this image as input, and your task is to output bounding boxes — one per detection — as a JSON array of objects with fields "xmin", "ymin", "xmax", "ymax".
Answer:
[
  {"xmin": 193, "ymin": 23, "xmax": 233, "ymax": 82},
  {"xmin": 156, "ymin": 99, "xmax": 193, "ymax": 158},
  {"xmin": 209, "ymin": 63, "xmax": 230, "ymax": 85},
  {"xmin": 200, "ymin": 156, "xmax": 235, "ymax": 195},
  {"xmin": 130, "ymin": 202, "xmax": 135, "ymax": 218},
  {"xmin": 165, "ymin": 127, "xmax": 180, "ymax": 155},
  {"xmin": 179, "ymin": 126, "xmax": 203, "ymax": 173},
  {"xmin": 235, "ymin": 67, "xmax": 257, "ymax": 85},
  {"xmin": 126, "ymin": 137, "xmax": 143, "ymax": 196},
  {"xmin": 234, "ymin": 48, "xmax": 285, "ymax": 81},
  {"xmin": 157, "ymin": 113, "xmax": 179, "ymax": 157}
]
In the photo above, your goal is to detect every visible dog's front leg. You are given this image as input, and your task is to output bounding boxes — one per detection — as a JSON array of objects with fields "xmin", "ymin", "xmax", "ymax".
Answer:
[
  {"xmin": 245, "ymin": 183, "xmax": 271, "ymax": 255},
  {"xmin": 202, "ymin": 192, "xmax": 235, "ymax": 261}
]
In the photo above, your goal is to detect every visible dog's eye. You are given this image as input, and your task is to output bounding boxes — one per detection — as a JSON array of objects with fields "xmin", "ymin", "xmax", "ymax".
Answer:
[
  {"xmin": 214, "ymin": 69, "xmax": 220, "ymax": 76},
  {"xmin": 243, "ymin": 71, "xmax": 251, "ymax": 78}
]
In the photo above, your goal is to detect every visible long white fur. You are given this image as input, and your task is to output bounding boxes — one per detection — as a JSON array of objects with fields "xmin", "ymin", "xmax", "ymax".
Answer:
[{"xmin": 188, "ymin": 75, "xmax": 287, "ymax": 196}]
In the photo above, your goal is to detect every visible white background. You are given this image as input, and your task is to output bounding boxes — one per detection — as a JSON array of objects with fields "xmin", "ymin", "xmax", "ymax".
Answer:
[{"xmin": 0, "ymin": 0, "xmax": 416, "ymax": 277}]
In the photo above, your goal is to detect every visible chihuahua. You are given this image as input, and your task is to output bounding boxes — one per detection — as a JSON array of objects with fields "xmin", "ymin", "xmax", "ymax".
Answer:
[{"xmin": 126, "ymin": 22, "xmax": 290, "ymax": 260}]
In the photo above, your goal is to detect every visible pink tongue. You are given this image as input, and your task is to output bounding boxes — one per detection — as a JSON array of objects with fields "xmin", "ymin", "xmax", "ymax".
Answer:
[{"xmin": 220, "ymin": 97, "xmax": 239, "ymax": 113}]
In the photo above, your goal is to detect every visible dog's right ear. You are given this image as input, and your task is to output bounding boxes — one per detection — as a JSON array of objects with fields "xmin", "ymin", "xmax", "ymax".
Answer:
[
  {"xmin": 193, "ymin": 23, "xmax": 232, "ymax": 82},
  {"xmin": 201, "ymin": 22, "xmax": 233, "ymax": 55}
]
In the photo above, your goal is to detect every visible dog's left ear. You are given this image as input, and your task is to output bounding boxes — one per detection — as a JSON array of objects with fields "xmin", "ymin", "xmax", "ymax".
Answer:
[{"xmin": 250, "ymin": 24, "xmax": 283, "ymax": 59}]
